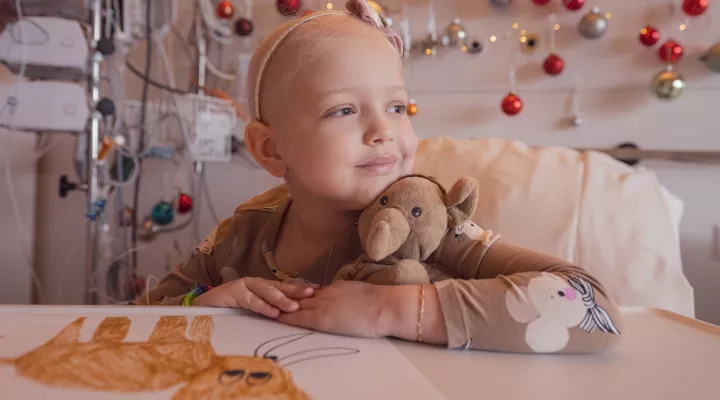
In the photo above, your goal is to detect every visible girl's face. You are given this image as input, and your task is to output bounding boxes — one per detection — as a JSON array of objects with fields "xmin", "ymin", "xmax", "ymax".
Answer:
[{"xmin": 271, "ymin": 25, "xmax": 417, "ymax": 210}]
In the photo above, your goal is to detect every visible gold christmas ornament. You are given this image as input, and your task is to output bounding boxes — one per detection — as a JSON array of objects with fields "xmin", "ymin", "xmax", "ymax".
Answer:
[
  {"xmin": 366, "ymin": 1, "xmax": 393, "ymax": 27},
  {"xmin": 407, "ymin": 99, "xmax": 418, "ymax": 116},
  {"xmin": 367, "ymin": 1, "xmax": 384, "ymax": 14},
  {"xmin": 137, "ymin": 217, "xmax": 159, "ymax": 242},
  {"xmin": 650, "ymin": 65, "xmax": 685, "ymax": 100},
  {"xmin": 421, "ymin": 33, "xmax": 439, "ymax": 57},
  {"xmin": 519, "ymin": 32, "xmax": 540, "ymax": 54},
  {"xmin": 442, "ymin": 18, "xmax": 467, "ymax": 47}
]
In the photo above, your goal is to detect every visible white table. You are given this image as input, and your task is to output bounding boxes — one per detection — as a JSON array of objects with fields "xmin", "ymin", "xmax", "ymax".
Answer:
[{"xmin": 0, "ymin": 306, "xmax": 718, "ymax": 399}]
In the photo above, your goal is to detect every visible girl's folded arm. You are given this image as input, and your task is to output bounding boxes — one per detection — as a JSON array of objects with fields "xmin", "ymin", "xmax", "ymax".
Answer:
[
  {"xmin": 394, "ymin": 230, "xmax": 624, "ymax": 353},
  {"xmin": 131, "ymin": 217, "xmax": 238, "ymax": 306}
]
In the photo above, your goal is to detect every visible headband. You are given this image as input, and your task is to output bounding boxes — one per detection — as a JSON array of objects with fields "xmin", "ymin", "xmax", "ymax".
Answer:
[{"xmin": 253, "ymin": 0, "xmax": 404, "ymax": 122}]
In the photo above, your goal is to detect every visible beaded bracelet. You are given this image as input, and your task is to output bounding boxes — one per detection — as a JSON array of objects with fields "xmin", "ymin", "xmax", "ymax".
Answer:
[{"xmin": 181, "ymin": 284, "xmax": 213, "ymax": 307}]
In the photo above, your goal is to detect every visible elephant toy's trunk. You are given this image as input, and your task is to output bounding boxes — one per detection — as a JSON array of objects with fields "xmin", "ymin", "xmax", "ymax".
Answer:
[{"xmin": 365, "ymin": 208, "xmax": 410, "ymax": 261}]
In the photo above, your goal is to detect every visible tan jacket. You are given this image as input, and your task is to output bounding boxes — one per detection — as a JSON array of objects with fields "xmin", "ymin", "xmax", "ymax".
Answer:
[{"xmin": 135, "ymin": 184, "xmax": 623, "ymax": 354}]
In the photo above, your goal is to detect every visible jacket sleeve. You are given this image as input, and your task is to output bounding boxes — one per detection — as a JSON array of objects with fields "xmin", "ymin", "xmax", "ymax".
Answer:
[
  {"xmin": 430, "ymin": 221, "xmax": 623, "ymax": 353},
  {"xmin": 131, "ymin": 216, "xmax": 237, "ymax": 306}
]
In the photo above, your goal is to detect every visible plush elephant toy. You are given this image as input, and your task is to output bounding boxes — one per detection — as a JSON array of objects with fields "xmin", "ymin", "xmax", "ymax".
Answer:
[{"xmin": 333, "ymin": 174, "xmax": 479, "ymax": 285}]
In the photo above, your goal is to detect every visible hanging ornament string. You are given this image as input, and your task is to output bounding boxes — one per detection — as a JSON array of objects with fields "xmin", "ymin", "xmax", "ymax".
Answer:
[
  {"xmin": 428, "ymin": 2, "xmax": 438, "ymax": 40},
  {"xmin": 400, "ymin": 13, "xmax": 418, "ymax": 116},
  {"xmin": 508, "ymin": 31, "xmax": 518, "ymax": 91},
  {"xmin": 234, "ymin": 0, "xmax": 254, "ymax": 40},
  {"xmin": 672, "ymin": 0, "xmax": 715, "ymax": 37},
  {"xmin": 549, "ymin": 12, "xmax": 557, "ymax": 54},
  {"xmin": 399, "ymin": 12, "xmax": 412, "ymax": 59},
  {"xmin": 570, "ymin": 73, "xmax": 583, "ymax": 126},
  {"xmin": 543, "ymin": 12, "xmax": 564, "ymax": 75},
  {"xmin": 501, "ymin": 27, "xmax": 523, "ymax": 116}
]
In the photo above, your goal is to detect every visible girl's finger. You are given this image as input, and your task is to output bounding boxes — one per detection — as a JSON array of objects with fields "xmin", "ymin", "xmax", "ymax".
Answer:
[
  {"xmin": 242, "ymin": 291, "xmax": 281, "ymax": 318},
  {"xmin": 248, "ymin": 280, "xmax": 300, "ymax": 312},
  {"xmin": 269, "ymin": 281, "xmax": 316, "ymax": 300}
]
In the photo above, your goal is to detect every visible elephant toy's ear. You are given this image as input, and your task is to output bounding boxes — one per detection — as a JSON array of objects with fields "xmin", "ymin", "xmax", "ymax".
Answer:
[{"xmin": 445, "ymin": 177, "xmax": 479, "ymax": 229}]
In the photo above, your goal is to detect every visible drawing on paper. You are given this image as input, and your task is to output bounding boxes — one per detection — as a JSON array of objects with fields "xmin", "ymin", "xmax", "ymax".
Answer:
[{"xmin": 0, "ymin": 316, "xmax": 359, "ymax": 399}]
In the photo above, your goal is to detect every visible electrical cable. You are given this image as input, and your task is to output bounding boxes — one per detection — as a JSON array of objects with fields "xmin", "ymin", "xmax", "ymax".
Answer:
[
  {"xmin": 125, "ymin": 60, "xmax": 191, "ymax": 94},
  {"xmin": 169, "ymin": 25, "xmax": 195, "ymax": 65},
  {"xmin": 130, "ymin": 0, "xmax": 152, "ymax": 272}
]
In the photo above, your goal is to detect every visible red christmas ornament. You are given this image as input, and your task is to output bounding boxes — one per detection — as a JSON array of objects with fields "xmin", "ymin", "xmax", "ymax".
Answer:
[
  {"xmin": 216, "ymin": 0, "xmax": 234, "ymax": 19},
  {"xmin": 127, "ymin": 274, "xmax": 146, "ymax": 297},
  {"xmin": 659, "ymin": 39, "xmax": 683, "ymax": 63},
  {"xmin": 639, "ymin": 25, "xmax": 660, "ymax": 47},
  {"xmin": 531, "ymin": 0, "xmax": 552, "ymax": 5},
  {"xmin": 234, "ymin": 18, "xmax": 254, "ymax": 36},
  {"xmin": 682, "ymin": 0, "xmax": 709, "ymax": 17},
  {"xmin": 501, "ymin": 93, "xmax": 523, "ymax": 116},
  {"xmin": 277, "ymin": 0, "xmax": 302, "ymax": 16},
  {"xmin": 563, "ymin": 0, "xmax": 585, "ymax": 11},
  {"xmin": 543, "ymin": 53, "xmax": 565, "ymax": 76},
  {"xmin": 177, "ymin": 192, "xmax": 193, "ymax": 214}
]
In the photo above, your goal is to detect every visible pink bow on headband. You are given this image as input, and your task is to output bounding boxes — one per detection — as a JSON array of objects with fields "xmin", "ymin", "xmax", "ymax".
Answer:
[{"xmin": 345, "ymin": 0, "xmax": 404, "ymax": 56}]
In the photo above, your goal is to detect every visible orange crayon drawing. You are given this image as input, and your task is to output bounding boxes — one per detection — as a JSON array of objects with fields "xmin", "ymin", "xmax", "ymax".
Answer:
[{"xmin": 1, "ymin": 316, "xmax": 359, "ymax": 399}]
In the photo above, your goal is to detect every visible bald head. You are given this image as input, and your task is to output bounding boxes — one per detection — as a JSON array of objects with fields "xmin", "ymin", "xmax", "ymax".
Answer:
[{"xmin": 247, "ymin": 13, "xmax": 401, "ymax": 125}]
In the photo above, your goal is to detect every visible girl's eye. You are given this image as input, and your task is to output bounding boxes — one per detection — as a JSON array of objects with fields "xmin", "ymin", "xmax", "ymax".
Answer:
[
  {"xmin": 327, "ymin": 107, "xmax": 355, "ymax": 117},
  {"xmin": 387, "ymin": 105, "xmax": 407, "ymax": 114}
]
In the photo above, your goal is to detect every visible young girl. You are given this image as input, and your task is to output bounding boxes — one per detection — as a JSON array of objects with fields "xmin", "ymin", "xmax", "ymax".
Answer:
[{"xmin": 136, "ymin": 0, "xmax": 623, "ymax": 354}]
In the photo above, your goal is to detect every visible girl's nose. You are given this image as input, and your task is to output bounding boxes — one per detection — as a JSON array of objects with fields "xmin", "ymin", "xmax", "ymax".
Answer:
[{"xmin": 362, "ymin": 111, "xmax": 394, "ymax": 145}]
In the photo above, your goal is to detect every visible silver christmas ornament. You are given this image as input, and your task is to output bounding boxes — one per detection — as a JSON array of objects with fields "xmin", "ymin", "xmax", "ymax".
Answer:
[
  {"xmin": 578, "ymin": 7, "xmax": 609, "ymax": 39},
  {"xmin": 699, "ymin": 41, "xmax": 720, "ymax": 73},
  {"xmin": 571, "ymin": 115, "xmax": 583, "ymax": 127},
  {"xmin": 650, "ymin": 65, "xmax": 685, "ymax": 100},
  {"xmin": 442, "ymin": 18, "xmax": 467, "ymax": 47},
  {"xmin": 489, "ymin": 0, "xmax": 513, "ymax": 8}
]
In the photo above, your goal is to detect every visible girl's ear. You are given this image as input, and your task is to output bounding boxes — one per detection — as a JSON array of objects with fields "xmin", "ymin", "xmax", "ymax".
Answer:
[{"xmin": 245, "ymin": 121, "xmax": 285, "ymax": 177}]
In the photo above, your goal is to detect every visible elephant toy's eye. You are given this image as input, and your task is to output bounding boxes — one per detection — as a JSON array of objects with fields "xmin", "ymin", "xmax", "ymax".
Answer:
[
  {"xmin": 557, "ymin": 291, "xmax": 565, "ymax": 297},
  {"xmin": 379, "ymin": 196, "xmax": 388, "ymax": 205},
  {"xmin": 411, "ymin": 207, "xmax": 422, "ymax": 217}
]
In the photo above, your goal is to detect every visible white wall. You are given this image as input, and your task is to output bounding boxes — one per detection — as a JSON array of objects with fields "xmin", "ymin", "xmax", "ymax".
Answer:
[
  {"xmin": 16, "ymin": 0, "xmax": 720, "ymax": 323},
  {"xmin": 0, "ymin": 133, "xmax": 35, "ymax": 305},
  {"xmin": 0, "ymin": 65, "xmax": 36, "ymax": 305}
]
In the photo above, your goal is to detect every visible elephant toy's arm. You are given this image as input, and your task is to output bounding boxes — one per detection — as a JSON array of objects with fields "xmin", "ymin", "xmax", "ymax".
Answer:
[
  {"xmin": 332, "ymin": 262, "xmax": 361, "ymax": 283},
  {"xmin": 333, "ymin": 260, "xmax": 430, "ymax": 285}
]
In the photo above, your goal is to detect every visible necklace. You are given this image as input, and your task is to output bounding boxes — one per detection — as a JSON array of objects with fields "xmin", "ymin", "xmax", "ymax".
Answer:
[{"xmin": 290, "ymin": 203, "xmax": 354, "ymax": 287}]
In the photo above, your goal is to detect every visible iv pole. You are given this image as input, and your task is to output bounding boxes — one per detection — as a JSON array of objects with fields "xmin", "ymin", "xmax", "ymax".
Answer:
[
  {"xmin": 194, "ymin": 9, "xmax": 206, "ymax": 177},
  {"xmin": 85, "ymin": 0, "xmax": 103, "ymax": 305}
]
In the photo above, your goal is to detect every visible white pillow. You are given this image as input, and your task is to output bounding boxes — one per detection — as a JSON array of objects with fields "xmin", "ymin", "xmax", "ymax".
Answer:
[{"xmin": 413, "ymin": 137, "xmax": 694, "ymax": 318}]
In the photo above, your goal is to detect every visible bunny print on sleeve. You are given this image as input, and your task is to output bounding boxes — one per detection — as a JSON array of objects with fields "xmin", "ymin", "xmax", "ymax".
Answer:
[
  {"xmin": 431, "ymin": 224, "xmax": 624, "ymax": 354},
  {"xmin": 505, "ymin": 273, "xmax": 620, "ymax": 353}
]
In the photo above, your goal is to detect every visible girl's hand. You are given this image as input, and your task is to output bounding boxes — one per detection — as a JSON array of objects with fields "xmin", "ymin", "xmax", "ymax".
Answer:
[
  {"xmin": 277, "ymin": 280, "xmax": 396, "ymax": 338},
  {"xmin": 193, "ymin": 277, "xmax": 317, "ymax": 318}
]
